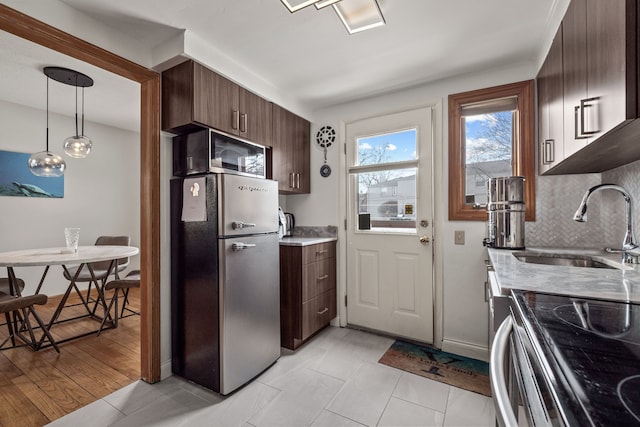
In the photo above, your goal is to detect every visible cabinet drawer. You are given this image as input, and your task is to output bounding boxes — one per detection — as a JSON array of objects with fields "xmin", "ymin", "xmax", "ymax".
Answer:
[
  {"xmin": 301, "ymin": 288, "xmax": 336, "ymax": 341},
  {"xmin": 302, "ymin": 258, "xmax": 336, "ymax": 302},
  {"xmin": 302, "ymin": 242, "xmax": 336, "ymax": 265}
]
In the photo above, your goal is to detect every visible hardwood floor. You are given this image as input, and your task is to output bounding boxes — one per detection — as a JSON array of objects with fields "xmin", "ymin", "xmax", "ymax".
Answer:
[{"xmin": 0, "ymin": 288, "xmax": 141, "ymax": 427}]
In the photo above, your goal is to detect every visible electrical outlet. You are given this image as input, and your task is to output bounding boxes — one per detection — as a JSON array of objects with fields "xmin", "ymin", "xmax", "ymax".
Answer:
[{"xmin": 454, "ymin": 230, "xmax": 465, "ymax": 245}]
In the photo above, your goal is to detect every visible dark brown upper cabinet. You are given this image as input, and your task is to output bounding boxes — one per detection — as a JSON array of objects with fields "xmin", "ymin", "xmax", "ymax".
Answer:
[
  {"xmin": 272, "ymin": 104, "xmax": 310, "ymax": 194},
  {"xmin": 539, "ymin": 0, "xmax": 640, "ymax": 175},
  {"xmin": 537, "ymin": 28, "xmax": 564, "ymax": 174},
  {"xmin": 162, "ymin": 60, "xmax": 272, "ymax": 147}
]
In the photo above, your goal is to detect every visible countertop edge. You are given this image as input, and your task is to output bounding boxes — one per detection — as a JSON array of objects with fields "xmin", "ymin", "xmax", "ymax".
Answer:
[{"xmin": 279, "ymin": 237, "xmax": 337, "ymax": 246}]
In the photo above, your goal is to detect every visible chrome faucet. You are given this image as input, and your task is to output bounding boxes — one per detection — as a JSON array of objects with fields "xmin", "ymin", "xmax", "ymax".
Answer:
[{"xmin": 573, "ymin": 184, "xmax": 640, "ymax": 263}]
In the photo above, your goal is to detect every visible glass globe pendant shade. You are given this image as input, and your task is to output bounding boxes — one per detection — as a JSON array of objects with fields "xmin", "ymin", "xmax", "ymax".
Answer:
[
  {"xmin": 63, "ymin": 135, "xmax": 92, "ymax": 158},
  {"xmin": 28, "ymin": 150, "xmax": 66, "ymax": 177}
]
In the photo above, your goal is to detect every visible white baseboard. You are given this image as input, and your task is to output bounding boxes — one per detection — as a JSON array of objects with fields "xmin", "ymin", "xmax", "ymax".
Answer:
[
  {"xmin": 161, "ymin": 359, "xmax": 173, "ymax": 380},
  {"xmin": 441, "ymin": 339, "xmax": 489, "ymax": 362}
]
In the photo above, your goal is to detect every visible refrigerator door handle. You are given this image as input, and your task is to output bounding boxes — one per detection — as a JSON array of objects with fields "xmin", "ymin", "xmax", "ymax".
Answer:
[
  {"xmin": 232, "ymin": 221, "xmax": 256, "ymax": 230},
  {"xmin": 232, "ymin": 243, "xmax": 257, "ymax": 251}
]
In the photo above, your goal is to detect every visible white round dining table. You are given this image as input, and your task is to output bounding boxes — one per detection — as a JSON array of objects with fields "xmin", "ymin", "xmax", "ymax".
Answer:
[{"xmin": 0, "ymin": 245, "xmax": 139, "ymax": 349}]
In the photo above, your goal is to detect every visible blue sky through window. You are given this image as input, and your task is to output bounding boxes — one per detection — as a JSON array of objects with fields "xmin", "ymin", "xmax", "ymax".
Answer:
[{"xmin": 357, "ymin": 129, "xmax": 417, "ymax": 165}]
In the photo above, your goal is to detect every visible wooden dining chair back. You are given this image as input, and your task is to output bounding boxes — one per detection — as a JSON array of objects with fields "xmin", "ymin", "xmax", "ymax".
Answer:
[
  {"xmin": 0, "ymin": 292, "xmax": 60, "ymax": 353},
  {"xmin": 62, "ymin": 235, "xmax": 131, "ymax": 305},
  {"xmin": 88, "ymin": 235, "xmax": 132, "ymax": 273},
  {"xmin": 0, "ymin": 277, "xmax": 25, "ymax": 332},
  {"xmin": 98, "ymin": 270, "xmax": 140, "ymax": 335},
  {"xmin": 0, "ymin": 277, "xmax": 24, "ymax": 295}
]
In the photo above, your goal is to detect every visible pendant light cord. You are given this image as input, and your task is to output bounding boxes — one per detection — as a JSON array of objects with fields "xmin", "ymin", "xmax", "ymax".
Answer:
[
  {"xmin": 74, "ymin": 76, "xmax": 79, "ymax": 137},
  {"xmin": 81, "ymin": 87, "xmax": 85, "ymax": 136},
  {"xmin": 46, "ymin": 76, "xmax": 49, "ymax": 152}
]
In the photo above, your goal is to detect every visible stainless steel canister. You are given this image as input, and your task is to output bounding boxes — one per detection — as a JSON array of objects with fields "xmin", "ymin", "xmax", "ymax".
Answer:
[
  {"xmin": 484, "ymin": 176, "xmax": 525, "ymax": 249},
  {"xmin": 493, "ymin": 203, "xmax": 525, "ymax": 249},
  {"xmin": 492, "ymin": 176, "xmax": 525, "ymax": 203}
]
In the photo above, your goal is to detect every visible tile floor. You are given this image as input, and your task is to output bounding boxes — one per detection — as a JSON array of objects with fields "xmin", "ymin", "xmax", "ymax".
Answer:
[{"xmin": 46, "ymin": 326, "xmax": 496, "ymax": 427}]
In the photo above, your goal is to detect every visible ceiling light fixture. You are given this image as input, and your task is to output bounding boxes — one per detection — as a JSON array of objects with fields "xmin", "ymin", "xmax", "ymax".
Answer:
[
  {"xmin": 281, "ymin": 0, "xmax": 385, "ymax": 34},
  {"xmin": 28, "ymin": 71, "xmax": 66, "ymax": 177},
  {"xmin": 314, "ymin": 0, "xmax": 341, "ymax": 9},
  {"xmin": 332, "ymin": 0, "xmax": 385, "ymax": 34},
  {"xmin": 44, "ymin": 66, "xmax": 94, "ymax": 159},
  {"xmin": 280, "ymin": 0, "xmax": 325, "ymax": 12}
]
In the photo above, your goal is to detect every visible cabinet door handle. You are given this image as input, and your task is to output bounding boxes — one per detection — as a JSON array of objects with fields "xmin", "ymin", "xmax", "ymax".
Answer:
[
  {"xmin": 297, "ymin": 173, "xmax": 301, "ymax": 189},
  {"xmin": 232, "ymin": 110, "xmax": 239, "ymax": 130},
  {"xmin": 574, "ymin": 106, "xmax": 588, "ymax": 140},
  {"xmin": 580, "ymin": 97, "xmax": 600, "ymax": 136},
  {"xmin": 542, "ymin": 139, "xmax": 554, "ymax": 164},
  {"xmin": 317, "ymin": 274, "xmax": 329, "ymax": 281},
  {"xmin": 545, "ymin": 139, "xmax": 554, "ymax": 163},
  {"xmin": 240, "ymin": 113, "xmax": 248, "ymax": 133},
  {"xmin": 317, "ymin": 307, "xmax": 328, "ymax": 315},
  {"xmin": 289, "ymin": 172, "xmax": 294, "ymax": 189},
  {"xmin": 316, "ymin": 250, "xmax": 328, "ymax": 256}
]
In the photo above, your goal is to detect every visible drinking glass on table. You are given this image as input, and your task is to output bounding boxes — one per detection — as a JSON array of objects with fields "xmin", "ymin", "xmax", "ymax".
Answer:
[{"xmin": 64, "ymin": 227, "xmax": 80, "ymax": 253}]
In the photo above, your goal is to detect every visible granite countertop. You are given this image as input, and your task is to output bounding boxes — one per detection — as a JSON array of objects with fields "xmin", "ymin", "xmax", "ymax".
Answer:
[
  {"xmin": 488, "ymin": 247, "xmax": 640, "ymax": 303},
  {"xmin": 279, "ymin": 236, "xmax": 337, "ymax": 246}
]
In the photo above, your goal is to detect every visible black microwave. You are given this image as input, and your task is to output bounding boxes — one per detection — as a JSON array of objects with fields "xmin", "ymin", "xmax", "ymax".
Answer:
[{"xmin": 172, "ymin": 129, "xmax": 266, "ymax": 178}]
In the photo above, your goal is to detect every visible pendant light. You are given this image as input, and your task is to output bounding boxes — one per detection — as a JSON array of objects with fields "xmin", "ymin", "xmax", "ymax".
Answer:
[
  {"xmin": 40, "ymin": 66, "xmax": 94, "ymax": 159},
  {"xmin": 28, "ymin": 73, "xmax": 66, "ymax": 177},
  {"xmin": 59, "ymin": 68, "xmax": 93, "ymax": 158}
]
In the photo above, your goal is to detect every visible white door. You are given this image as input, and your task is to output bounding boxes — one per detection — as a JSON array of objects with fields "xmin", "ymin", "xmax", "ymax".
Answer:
[{"xmin": 346, "ymin": 107, "xmax": 434, "ymax": 343}]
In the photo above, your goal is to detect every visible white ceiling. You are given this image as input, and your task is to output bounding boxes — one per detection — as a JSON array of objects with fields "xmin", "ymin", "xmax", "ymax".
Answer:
[{"xmin": 0, "ymin": 0, "xmax": 567, "ymax": 131}]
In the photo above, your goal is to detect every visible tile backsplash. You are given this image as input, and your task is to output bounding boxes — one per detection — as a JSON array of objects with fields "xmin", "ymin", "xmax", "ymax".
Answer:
[{"xmin": 526, "ymin": 159, "xmax": 640, "ymax": 249}]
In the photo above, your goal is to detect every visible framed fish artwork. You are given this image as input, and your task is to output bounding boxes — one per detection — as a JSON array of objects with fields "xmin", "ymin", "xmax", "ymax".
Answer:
[{"xmin": 0, "ymin": 150, "xmax": 64, "ymax": 198}]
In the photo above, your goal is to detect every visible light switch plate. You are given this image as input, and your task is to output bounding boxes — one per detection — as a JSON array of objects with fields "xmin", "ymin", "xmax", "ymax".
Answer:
[{"xmin": 454, "ymin": 230, "xmax": 465, "ymax": 245}]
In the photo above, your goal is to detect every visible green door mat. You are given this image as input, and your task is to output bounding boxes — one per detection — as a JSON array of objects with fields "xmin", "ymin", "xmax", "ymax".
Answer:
[{"xmin": 379, "ymin": 340, "xmax": 491, "ymax": 396}]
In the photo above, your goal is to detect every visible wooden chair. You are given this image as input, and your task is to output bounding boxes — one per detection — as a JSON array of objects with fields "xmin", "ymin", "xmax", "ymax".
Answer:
[
  {"xmin": 0, "ymin": 292, "xmax": 60, "ymax": 352},
  {"xmin": 98, "ymin": 270, "xmax": 140, "ymax": 336},
  {"xmin": 62, "ymin": 235, "xmax": 131, "ymax": 310},
  {"xmin": 0, "ymin": 277, "xmax": 24, "ymax": 295},
  {"xmin": 0, "ymin": 277, "xmax": 25, "ymax": 335}
]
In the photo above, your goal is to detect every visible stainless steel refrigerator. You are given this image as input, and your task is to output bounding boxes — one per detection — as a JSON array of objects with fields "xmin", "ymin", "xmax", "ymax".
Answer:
[{"xmin": 170, "ymin": 173, "xmax": 280, "ymax": 395}]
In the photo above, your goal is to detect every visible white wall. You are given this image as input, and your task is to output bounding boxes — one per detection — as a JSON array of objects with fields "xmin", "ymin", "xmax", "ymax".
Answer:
[
  {"xmin": 288, "ymin": 61, "xmax": 536, "ymax": 360},
  {"xmin": 0, "ymin": 99, "xmax": 140, "ymax": 296}
]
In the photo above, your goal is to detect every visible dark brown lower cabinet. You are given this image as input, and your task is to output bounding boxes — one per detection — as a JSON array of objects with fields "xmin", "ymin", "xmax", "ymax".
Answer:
[{"xmin": 280, "ymin": 241, "xmax": 336, "ymax": 350}]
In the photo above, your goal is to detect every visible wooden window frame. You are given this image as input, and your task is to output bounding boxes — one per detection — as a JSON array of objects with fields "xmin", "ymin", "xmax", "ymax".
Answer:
[{"xmin": 448, "ymin": 80, "xmax": 536, "ymax": 221}]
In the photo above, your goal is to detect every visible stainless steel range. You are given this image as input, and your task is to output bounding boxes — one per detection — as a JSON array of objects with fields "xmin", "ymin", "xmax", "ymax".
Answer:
[{"xmin": 492, "ymin": 290, "xmax": 640, "ymax": 426}]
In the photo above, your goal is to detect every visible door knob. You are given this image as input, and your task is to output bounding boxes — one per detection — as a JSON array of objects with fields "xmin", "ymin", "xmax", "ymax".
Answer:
[{"xmin": 420, "ymin": 235, "xmax": 430, "ymax": 245}]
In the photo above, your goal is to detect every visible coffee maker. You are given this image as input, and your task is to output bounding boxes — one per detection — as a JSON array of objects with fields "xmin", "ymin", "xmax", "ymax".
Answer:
[{"xmin": 483, "ymin": 176, "xmax": 525, "ymax": 249}]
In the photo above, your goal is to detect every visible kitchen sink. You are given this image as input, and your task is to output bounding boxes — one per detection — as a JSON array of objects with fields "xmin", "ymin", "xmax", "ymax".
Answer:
[{"xmin": 513, "ymin": 252, "xmax": 618, "ymax": 269}]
